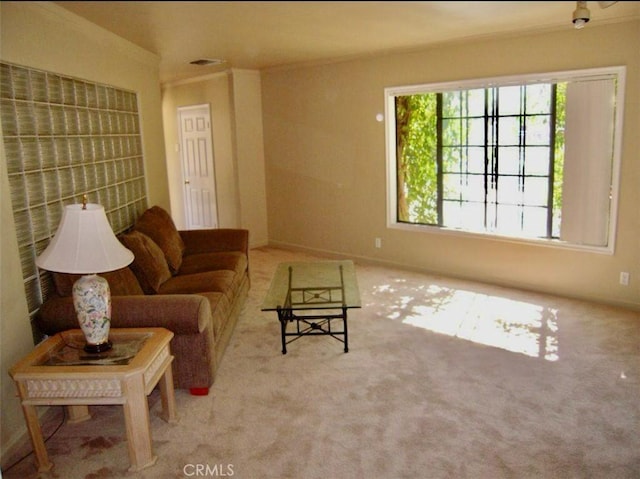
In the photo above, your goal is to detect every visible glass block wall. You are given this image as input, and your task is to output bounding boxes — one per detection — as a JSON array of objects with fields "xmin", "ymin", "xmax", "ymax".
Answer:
[{"xmin": 0, "ymin": 61, "xmax": 148, "ymax": 339}]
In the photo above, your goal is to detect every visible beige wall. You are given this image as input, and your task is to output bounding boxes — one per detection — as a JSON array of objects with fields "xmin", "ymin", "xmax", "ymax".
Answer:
[
  {"xmin": 230, "ymin": 69, "xmax": 269, "ymax": 247},
  {"xmin": 0, "ymin": 122, "xmax": 36, "ymax": 466},
  {"xmin": 0, "ymin": 2, "xmax": 168, "ymax": 461},
  {"xmin": 162, "ymin": 69, "xmax": 269, "ymax": 246},
  {"xmin": 261, "ymin": 21, "xmax": 640, "ymax": 310}
]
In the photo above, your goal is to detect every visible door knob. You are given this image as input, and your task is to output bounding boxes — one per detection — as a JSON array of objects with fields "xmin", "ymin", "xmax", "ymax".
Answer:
[{"xmin": 184, "ymin": 180, "xmax": 190, "ymax": 184}]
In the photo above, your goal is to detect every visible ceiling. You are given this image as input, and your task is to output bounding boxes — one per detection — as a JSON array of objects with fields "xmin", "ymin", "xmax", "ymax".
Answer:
[{"xmin": 54, "ymin": 1, "xmax": 640, "ymax": 84}]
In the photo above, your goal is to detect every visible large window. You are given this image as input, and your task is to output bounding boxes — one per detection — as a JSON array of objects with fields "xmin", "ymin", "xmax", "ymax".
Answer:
[{"xmin": 385, "ymin": 67, "xmax": 625, "ymax": 253}]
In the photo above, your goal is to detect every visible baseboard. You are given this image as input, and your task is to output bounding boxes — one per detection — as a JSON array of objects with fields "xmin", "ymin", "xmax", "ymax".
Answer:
[{"xmin": 263, "ymin": 240, "xmax": 640, "ymax": 312}]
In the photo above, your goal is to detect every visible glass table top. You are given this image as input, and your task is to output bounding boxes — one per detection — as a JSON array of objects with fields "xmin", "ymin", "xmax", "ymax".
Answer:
[
  {"xmin": 261, "ymin": 260, "xmax": 361, "ymax": 311},
  {"xmin": 42, "ymin": 333, "xmax": 150, "ymax": 366}
]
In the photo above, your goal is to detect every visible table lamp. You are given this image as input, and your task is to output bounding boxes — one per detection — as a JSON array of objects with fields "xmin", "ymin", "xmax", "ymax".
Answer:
[{"xmin": 36, "ymin": 199, "xmax": 134, "ymax": 353}]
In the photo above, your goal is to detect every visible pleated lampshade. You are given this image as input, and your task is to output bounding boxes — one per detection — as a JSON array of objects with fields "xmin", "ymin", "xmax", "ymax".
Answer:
[{"xmin": 36, "ymin": 203, "xmax": 134, "ymax": 274}]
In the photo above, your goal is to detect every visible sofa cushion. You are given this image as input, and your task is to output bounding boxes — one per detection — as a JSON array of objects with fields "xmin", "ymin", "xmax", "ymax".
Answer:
[
  {"xmin": 178, "ymin": 252, "xmax": 248, "ymax": 277},
  {"xmin": 119, "ymin": 230, "xmax": 172, "ymax": 294},
  {"xmin": 157, "ymin": 270, "xmax": 236, "ymax": 298},
  {"xmin": 52, "ymin": 267, "xmax": 144, "ymax": 297},
  {"xmin": 134, "ymin": 206, "xmax": 185, "ymax": 274}
]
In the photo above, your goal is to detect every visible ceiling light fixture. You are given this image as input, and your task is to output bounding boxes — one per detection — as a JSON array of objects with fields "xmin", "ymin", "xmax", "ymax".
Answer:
[
  {"xmin": 189, "ymin": 58, "xmax": 225, "ymax": 66},
  {"xmin": 572, "ymin": 1, "xmax": 591, "ymax": 29}
]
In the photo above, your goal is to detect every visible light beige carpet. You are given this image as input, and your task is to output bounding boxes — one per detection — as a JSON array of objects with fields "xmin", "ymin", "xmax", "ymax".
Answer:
[{"xmin": 3, "ymin": 246, "xmax": 639, "ymax": 479}]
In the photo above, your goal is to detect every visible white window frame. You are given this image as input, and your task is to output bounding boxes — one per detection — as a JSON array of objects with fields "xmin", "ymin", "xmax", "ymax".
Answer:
[{"xmin": 384, "ymin": 66, "xmax": 626, "ymax": 254}]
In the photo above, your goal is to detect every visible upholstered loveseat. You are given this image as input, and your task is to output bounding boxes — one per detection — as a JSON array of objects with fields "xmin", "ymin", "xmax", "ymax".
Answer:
[{"xmin": 35, "ymin": 206, "xmax": 250, "ymax": 395}]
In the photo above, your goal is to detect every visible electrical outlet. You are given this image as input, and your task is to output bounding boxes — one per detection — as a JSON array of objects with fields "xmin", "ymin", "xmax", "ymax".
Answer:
[
  {"xmin": 375, "ymin": 237, "xmax": 382, "ymax": 249},
  {"xmin": 619, "ymin": 272, "xmax": 630, "ymax": 286}
]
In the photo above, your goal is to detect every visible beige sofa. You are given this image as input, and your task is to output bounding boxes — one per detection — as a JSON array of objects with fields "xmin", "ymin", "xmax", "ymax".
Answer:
[{"xmin": 36, "ymin": 206, "xmax": 250, "ymax": 395}]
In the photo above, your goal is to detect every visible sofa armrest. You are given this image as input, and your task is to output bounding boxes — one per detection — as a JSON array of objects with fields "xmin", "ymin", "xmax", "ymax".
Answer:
[
  {"xmin": 180, "ymin": 228, "xmax": 249, "ymax": 256},
  {"xmin": 36, "ymin": 294, "xmax": 211, "ymax": 336}
]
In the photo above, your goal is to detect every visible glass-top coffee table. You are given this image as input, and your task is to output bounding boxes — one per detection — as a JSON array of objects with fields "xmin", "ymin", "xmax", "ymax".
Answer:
[{"xmin": 261, "ymin": 260, "xmax": 361, "ymax": 354}]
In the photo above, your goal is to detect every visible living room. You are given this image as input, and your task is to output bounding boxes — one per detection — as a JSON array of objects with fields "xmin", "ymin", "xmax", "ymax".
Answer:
[{"xmin": 1, "ymin": 2, "xmax": 639, "ymax": 477}]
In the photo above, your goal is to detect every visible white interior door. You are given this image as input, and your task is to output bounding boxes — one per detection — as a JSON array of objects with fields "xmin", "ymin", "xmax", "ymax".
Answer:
[{"xmin": 178, "ymin": 104, "xmax": 219, "ymax": 230}]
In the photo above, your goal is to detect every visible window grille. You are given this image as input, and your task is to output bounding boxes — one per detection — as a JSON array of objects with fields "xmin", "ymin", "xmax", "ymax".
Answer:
[
  {"xmin": 0, "ymin": 61, "xmax": 148, "ymax": 341},
  {"xmin": 438, "ymin": 84, "xmax": 557, "ymax": 238}
]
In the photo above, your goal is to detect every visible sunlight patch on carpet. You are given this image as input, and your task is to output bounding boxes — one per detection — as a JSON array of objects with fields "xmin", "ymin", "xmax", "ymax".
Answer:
[{"xmin": 382, "ymin": 282, "xmax": 559, "ymax": 361}]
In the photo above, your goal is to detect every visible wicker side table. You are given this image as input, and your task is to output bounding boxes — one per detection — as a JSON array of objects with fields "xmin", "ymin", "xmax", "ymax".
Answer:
[{"xmin": 9, "ymin": 327, "xmax": 177, "ymax": 472}]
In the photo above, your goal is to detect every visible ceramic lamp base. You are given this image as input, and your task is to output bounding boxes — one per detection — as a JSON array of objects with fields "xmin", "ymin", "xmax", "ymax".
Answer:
[
  {"xmin": 84, "ymin": 340, "xmax": 113, "ymax": 354},
  {"xmin": 72, "ymin": 274, "xmax": 113, "ymax": 354}
]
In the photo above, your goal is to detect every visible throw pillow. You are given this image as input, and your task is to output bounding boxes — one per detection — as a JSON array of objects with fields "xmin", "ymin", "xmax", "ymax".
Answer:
[
  {"xmin": 105, "ymin": 268, "xmax": 145, "ymax": 296},
  {"xmin": 119, "ymin": 230, "xmax": 172, "ymax": 294},
  {"xmin": 133, "ymin": 206, "xmax": 185, "ymax": 274},
  {"xmin": 52, "ymin": 267, "xmax": 144, "ymax": 297}
]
